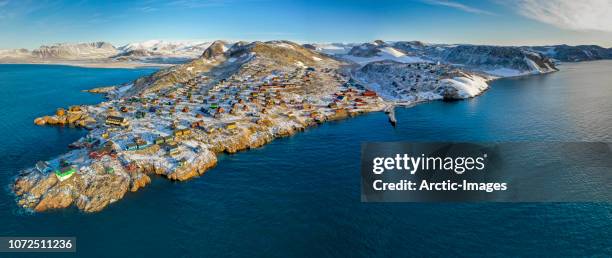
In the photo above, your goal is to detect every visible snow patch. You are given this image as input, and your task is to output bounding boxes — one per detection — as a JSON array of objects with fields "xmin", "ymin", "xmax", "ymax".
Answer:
[{"xmin": 440, "ymin": 75, "xmax": 489, "ymax": 98}]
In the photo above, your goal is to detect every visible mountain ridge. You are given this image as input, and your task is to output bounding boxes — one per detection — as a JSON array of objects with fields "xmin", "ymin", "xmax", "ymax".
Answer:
[{"xmin": 2, "ymin": 39, "xmax": 611, "ymax": 65}]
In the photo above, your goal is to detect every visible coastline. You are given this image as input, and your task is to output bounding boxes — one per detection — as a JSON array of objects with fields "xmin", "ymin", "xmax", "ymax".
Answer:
[
  {"xmin": 11, "ymin": 73, "xmax": 490, "ymax": 213},
  {"xmin": 0, "ymin": 60, "xmax": 174, "ymax": 69},
  {"xmin": 15, "ymin": 98, "xmax": 387, "ymax": 212}
]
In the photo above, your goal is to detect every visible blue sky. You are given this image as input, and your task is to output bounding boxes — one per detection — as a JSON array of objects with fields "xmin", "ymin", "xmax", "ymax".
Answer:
[{"xmin": 1, "ymin": 0, "xmax": 611, "ymax": 49}]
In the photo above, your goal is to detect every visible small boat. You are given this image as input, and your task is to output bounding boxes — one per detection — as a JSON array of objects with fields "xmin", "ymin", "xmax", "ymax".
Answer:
[{"xmin": 385, "ymin": 105, "xmax": 397, "ymax": 127}]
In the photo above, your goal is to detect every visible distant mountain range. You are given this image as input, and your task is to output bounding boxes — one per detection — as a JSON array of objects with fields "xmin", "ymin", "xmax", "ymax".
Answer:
[
  {"xmin": 310, "ymin": 41, "xmax": 612, "ymax": 63},
  {"xmin": 1, "ymin": 39, "xmax": 610, "ymax": 71},
  {"xmin": 0, "ymin": 40, "xmax": 227, "ymax": 64}
]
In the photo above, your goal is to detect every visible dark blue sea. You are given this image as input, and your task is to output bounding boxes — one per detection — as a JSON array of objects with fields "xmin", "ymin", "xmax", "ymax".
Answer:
[{"xmin": 0, "ymin": 62, "xmax": 610, "ymax": 257}]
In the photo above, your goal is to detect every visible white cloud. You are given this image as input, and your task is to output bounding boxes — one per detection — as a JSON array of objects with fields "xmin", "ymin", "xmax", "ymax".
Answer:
[
  {"xmin": 516, "ymin": 0, "xmax": 612, "ymax": 32},
  {"xmin": 422, "ymin": 0, "xmax": 495, "ymax": 15}
]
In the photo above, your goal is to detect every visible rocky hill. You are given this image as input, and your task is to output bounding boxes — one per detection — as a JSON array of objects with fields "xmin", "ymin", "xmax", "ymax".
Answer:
[{"xmin": 129, "ymin": 40, "xmax": 339, "ymax": 96}]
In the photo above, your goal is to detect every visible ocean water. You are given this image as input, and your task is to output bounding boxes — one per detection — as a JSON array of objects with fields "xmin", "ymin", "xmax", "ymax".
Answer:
[{"xmin": 0, "ymin": 62, "xmax": 611, "ymax": 257}]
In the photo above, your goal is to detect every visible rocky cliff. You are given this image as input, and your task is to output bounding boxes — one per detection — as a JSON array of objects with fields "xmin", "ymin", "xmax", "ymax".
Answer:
[{"xmin": 130, "ymin": 40, "xmax": 337, "ymax": 96}]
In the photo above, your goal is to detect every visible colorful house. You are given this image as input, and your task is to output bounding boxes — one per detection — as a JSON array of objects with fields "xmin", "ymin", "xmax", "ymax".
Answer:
[
  {"xmin": 363, "ymin": 90, "xmax": 377, "ymax": 97},
  {"xmin": 55, "ymin": 166, "xmax": 76, "ymax": 182},
  {"xmin": 106, "ymin": 116, "xmax": 129, "ymax": 127},
  {"xmin": 226, "ymin": 122, "xmax": 237, "ymax": 130},
  {"xmin": 135, "ymin": 111, "xmax": 146, "ymax": 119},
  {"xmin": 126, "ymin": 143, "xmax": 138, "ymax": 151},
  {"xmin": 174, "ymin": 128, "xmax": 192, "ymax": 137},
  {"xmin": 154, "ymin": 136, "xmax": 165, "ymax": 145},
  {"xmin": 167, "ymin": 144, "xmax": 180, "ymax": 156}
]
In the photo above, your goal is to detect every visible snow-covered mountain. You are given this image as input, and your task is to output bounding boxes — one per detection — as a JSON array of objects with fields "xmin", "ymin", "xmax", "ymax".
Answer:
[
  {"xmin": 0, "ymin": 42, "xmax": 119, "ymax": 61},
  {"xmin": 116, "ymin": 40, "xmax": 215, "ymax": 58},
  {"xmin": 0, "ymin": 40, "xmax": 229, "ymax": 64},
  {"xmin": 0, "ymin": 39, "xmax": 608, "ymax": 72},
  {"xmin": 319, "ymin": 40, "xmax": 557, "ymax": 104},
  {"xmin": 343, "ymin": 41, "xmax": 429, "ymax": 64},
  {"xmin": 112, "ymin": 40, "xmax": 229, "ymax": 64},
  {"xmin": 318, "ymin": 40, "xmax": 557, "ymax": 77}
]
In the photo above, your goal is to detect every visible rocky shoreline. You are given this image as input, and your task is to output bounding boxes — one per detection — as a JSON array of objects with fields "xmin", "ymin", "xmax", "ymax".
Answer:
[{"xmin": 15, "ymin": 102, "xmax": 376, "ymax": 212}]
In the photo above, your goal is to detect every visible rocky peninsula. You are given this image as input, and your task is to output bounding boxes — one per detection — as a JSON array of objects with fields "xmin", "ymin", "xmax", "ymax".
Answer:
[{"xmin": 12, "ymin": 40, "xmax": 557, "ymax": 212}]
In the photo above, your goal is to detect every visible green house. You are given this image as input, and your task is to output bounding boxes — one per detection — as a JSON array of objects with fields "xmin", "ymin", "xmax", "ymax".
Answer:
[
  {"xmin": 135, "ymin": 111, "xmax": 146, "ymax": 119},
  {"xmin": 154, "ymin": 137, "xmax": 165, "ymax": 145},
  {"xmin": 55, "ymin": 166, "xmax": 76, "ymax": 182},
  {"xmin": 126, "ymin": 143, "xmax": 139, "ymax": 151}
]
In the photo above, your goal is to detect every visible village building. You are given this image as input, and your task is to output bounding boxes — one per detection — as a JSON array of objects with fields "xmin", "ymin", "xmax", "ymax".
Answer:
[
  {"xmin": 135, "ymin": 111, "xmax": 146, "ymax": 119},
  {"xmin": 174, "ymin": 128, "xmax": 192, "ymax": 137},
  {"xmin": 105, "ymin": 116, "xmax": 129, "ymax": 127},
  {"xmin": 167, "ymin": 144, "xmax": 180, "ymax": 156},
  {"xmin": 55, "ymin": 166, "xmax": 76, "ymax": 181}
]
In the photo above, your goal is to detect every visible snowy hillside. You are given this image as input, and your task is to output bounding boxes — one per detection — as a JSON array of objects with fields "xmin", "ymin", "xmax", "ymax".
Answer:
[
  {"xmin": 528, "ymin": 45, "xmax": 612, "ymax": 62},
  {"xmin": 441, "ymin": 45, "xmax": 557, "ymax": 77}
]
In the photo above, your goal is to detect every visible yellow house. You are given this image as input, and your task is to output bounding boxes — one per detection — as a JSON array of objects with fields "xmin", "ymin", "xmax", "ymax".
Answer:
[{"xmin": 226, "ymin": 122, "xmax": 237, "ymax": 130}]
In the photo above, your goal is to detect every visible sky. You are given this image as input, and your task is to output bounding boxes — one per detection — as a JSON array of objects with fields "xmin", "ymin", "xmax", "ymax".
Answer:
[{"xmin": 0, "ymin": 0, "xmax": 611, "ymax": 49}]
